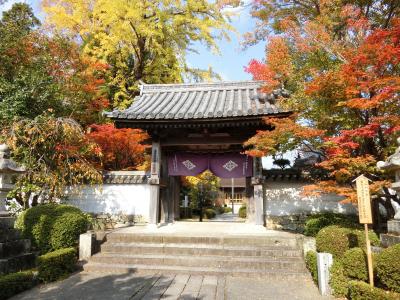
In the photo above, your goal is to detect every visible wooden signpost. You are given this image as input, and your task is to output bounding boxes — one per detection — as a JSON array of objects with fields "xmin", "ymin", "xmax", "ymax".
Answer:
[{"xmin": 354, "ymin": 174, "xmax": 374, "ymax": 287}]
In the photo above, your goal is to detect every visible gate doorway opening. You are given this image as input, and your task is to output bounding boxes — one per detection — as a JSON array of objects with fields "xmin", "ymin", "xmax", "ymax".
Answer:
[{"xmin": 179, "ymin": 171, "xmax": 247, "ymax": 223}]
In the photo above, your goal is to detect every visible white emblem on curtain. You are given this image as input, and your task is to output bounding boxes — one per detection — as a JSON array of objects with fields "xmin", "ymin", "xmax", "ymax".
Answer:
[
  {"xmin": 182, "ymin": 160, "xmax": 196, "ymax": 170},
  {"xmin": 223, "ymin": 160, "xmax": 238, "ymax": 171}
]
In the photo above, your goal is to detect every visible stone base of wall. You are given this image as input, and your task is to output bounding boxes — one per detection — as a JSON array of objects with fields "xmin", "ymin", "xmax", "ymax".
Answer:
[
  {"xmin": 89, "ymin": 213, "xmax": 146, "ymax": 230},
  {"xmin": 266, "ymin": 214, "xmax": 308, "ymax": 233}
]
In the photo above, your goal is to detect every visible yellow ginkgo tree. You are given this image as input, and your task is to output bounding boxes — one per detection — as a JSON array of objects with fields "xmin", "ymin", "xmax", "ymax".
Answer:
[{"xmin": 42, "ymin": 0, "xmax": 233, "ymax": 108}]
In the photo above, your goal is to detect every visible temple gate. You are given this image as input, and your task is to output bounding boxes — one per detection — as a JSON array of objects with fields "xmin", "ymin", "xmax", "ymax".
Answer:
[{"xmin": 106, "ymin": 80, "xmax": 291, "ymax": 226}]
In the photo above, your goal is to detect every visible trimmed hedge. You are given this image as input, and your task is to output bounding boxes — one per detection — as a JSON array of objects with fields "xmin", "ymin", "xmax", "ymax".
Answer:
[
  {"xmin": 204, "ymin": 208, "xmax": 216, "ymax": 219},
  {"xmin": 304, "ymin": 213, "xmax": 360, "ymax": 237},
  {"xmin": 50, "ymin": 212, "xmax": 89, "ymax": 250},
  {"xmin": 37, "ymin": 247, "xmax": 77, "ymax": 283},
  {"xmin": 348, "ymin": 280, "xmax": 400, "ymax": 300},
  {"xmin": 342, "ymin": 248, "xmax": 369, "ymax": 281},
  {"xmin": 329, "ymin": 260, "xmax": 349, "ymax": 298},
  {"xmin": 238, "ymin": 205, "xmax": 246, "ymax": 218},
  {"xmin": 376, "ymin": 244, "xmax": 400, "ymax": 293},
  {"xmin": 316, "ymin": 225, "xmax": 380, "ymax": 259},
  {"xmin": 0, "ymin": 271, "xmax": 35, "ymax": 300},
  {"xmin": 305, "ymin": 251, "xmax": 318, "ymax": 284},
  {"xmin": 15, "ymin": 204, "xmax": 89, "ymax": 254}
]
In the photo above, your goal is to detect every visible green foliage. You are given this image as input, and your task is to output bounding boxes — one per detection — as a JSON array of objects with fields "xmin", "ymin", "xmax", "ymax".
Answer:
[
  {"xmin": 50, "ymin": 212, "xmax": 89, "ymax": 250},
  {"xmin": 223, "ymin": 207, "xmax": 232, "ymax": 213},
  {"xmin": 37, "ymin": 247, "xmax": 77, "ymax": 283},
  {"xmin": 376, "ymin": 244, "xmax": 400, "ymax": 293},
  {"xmin": 0, "ymin": 271, "xmax": 35, "ymax": 300},
  {"xmin": 183, "ymin": 171, "xmax": 220, "ymax": 210},
  {"xmin": 316, "ymin": 225, "xmax": 379, "ymax": 259},
  {"xmin": 43, "ymin": 0, "xmax": 232, "ymax": 108},
  {"xmin": 305, "ymin": 251, "xmax": 318, "ymax": 284},
  {"xmin": 239, "ymin": 205, "xmax": 247, "ymax": 219},
  {"xmin": 15, "ymin": 204, "xmax": 89, "ymax": 253},
  {"xmin": 204, "ymin": 208, "xmax": 216, "ymax": 219},
  {"xmin": 7, "ymin": 115, "xmax": 101, "ymax": 207},
  {"xmin": 329, "ymin": 260, "xmax": 349, "ymax": 298},
  {"xmin": 348, "ymin": 280, "xmax": 400, "ymax": 300},
  {"xmin": 342, "ymin": 248, "xmax": 369, "ymax": 281},
  {"xmin": 304, "ymin": 213, "xmax": 360, "ymax": 237}
]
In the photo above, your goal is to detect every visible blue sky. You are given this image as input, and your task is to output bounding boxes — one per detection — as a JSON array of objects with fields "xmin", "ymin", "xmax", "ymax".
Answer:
[{"xmin": 1, "ymin": 0, "xmax": 265, "ymax": 81}]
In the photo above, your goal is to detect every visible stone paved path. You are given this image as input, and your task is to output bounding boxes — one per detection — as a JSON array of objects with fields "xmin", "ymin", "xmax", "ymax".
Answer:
[{"xmin": 11, "ymin": 271, "xmax": 328, "ymax": 300}]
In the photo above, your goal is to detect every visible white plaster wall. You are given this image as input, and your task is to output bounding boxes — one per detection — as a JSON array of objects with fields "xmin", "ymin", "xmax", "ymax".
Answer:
[
  {"xmin": 265, "ymin": 181, "xmax": 357, "ymax": 216},
  {"xmin": 64, "ymin": 184, "xmax": 151, "ymax": 221}
]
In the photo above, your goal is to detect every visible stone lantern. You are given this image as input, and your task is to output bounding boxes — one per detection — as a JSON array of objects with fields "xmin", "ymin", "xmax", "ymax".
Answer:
[
  {"xmin": 377, "ymin": 137, "xmax": 400, "ymax": 246},
  {"xmin": 0, "ymin": 144, "xmax": 25, "ymax": 216}
]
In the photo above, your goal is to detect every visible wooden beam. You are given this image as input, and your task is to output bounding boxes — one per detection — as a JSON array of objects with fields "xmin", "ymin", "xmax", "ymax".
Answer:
[{"xmin": 161, "ymin": 136, "xmax": 247, "ymax": 146}]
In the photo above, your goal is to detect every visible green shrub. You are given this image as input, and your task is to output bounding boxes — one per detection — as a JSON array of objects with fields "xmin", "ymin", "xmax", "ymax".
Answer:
[
  {"xmin": 15, "ymin": 204, "xmax": 89, "ymax": 253},
  {"xmin": 238, "ymin": 205, "xmax": 246, "ymax": 218},
  {"xmin": 204, "ymin": 208, "xmax": 216, "ymax": 219},
  {"xmin": 50, "ymin": 212, "xmax": 88, "ymax": 250},
  {"xmin": 316, "ymin": 225, "xmax": 354, "ymax": 259},
  {"xmin": 0, "ymin": 271, "xmax": 35, "ymax": 300},
  {"xmin": 37, "ymin": 247, "xmax": 77, "ymax": 283},
  {"xmin": 329, "ymin": 260, "xmax": 350, "ymax": 298},
  {"xmin": 305, "ymin": 251, "xmax": 318, "ymax": 284},
  {"xmin": 348, "ymin": 280, "xmax": 400, "ymax": 300},
  {"xmin": 316, "ymin": 225, "xmax": 379, "ymax": 259},
  {"xmin": 355, "ymin": 229, "xmax": 381, "ymax": 248},
  {"xmin": 342, "ymin": 248, "xmax": 369, "ymax": 281},
  {"xmin": 223, "ymin": 207, "xmax": 232, "ymax": 213},
  {"xmin": 376, "ymin": 244, "xmax": 400, "ymax": 293},
  {"xmin": 304, "ymin": 213, "xmax": 360, "ymax": 237}
]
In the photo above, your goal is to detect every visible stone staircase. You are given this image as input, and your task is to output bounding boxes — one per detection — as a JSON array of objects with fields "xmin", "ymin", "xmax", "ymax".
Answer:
[
  {"xmin": 84, "ymin": 232, "xmax": 309, "ymax": 278},
  {"xmin": 0, "ymin": 214, "xmax": 36, "ymax": 274}
]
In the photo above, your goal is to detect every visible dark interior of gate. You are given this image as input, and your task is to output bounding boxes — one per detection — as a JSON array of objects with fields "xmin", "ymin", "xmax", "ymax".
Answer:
[{"xmin": 106, "ymin": 80, "xmax": 291, "ymax": 225}]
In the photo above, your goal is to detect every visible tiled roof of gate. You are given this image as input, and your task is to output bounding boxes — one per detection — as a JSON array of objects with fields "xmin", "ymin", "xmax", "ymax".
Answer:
[{"xmin": 106, "ymin": 80, "xmax": 290, "ymax": 121}]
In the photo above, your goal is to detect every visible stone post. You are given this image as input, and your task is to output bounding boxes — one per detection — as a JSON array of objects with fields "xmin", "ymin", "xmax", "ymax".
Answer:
[
  {"xmin": 317, "ymin": 253, "xmax": 333, "ymax": 296},
  {"xmin": 0, "ymin": 144, "xmax": 26, "ymax": 216}
]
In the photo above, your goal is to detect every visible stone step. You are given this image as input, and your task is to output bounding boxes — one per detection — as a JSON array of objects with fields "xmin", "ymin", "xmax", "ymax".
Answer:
[
  {"xmin": 0, "ymin": 217, "xmax": 15, "ymax": 230},
  {"xmin": 89, "ymin": 253, "xmax": 306, "ymax": 271},
  {"xmin": 106, "ymin": 234, "xmax": 299, "ymax": 248},
  {"xmin": 0, "ymin": 228, "xmax": 21, "ymax": 243},
  {"xmin": 0, "ymin": 252, "xmax": 36, "ymax": 275},
  {"xmin": 100, "ymin": 242, "xmax": 303, "ymax": 258},
  {"xmin": 0, "ymin": 239, "xmax": 31, "ymax": 258},
  {"xmin": 83, "ymin": 262, "xmax": 309, "ymax": 279}
]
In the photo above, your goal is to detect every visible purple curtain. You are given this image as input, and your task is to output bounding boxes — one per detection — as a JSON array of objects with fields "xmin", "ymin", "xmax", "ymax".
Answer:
[
  {"xmin": 167, "ymin": 153, "xmax": 253, "ymax": 178},
  {"xmin": 209, "ymin": 153, "xmax": 253, "ymax": 178},
  {"xmin": 167, "ymin": 153, "xmax": 209, "ymax": 176}
]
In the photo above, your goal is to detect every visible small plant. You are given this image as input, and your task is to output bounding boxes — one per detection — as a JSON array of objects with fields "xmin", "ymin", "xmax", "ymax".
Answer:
[
  {"xmin": 376, "ymin": 244, "xmax": 400, "ymax": 293},
  {"xmin": 223, "ymin": 207, "xmax": 232, "ymax": 213},
  {"xmin": 37, "ymin": 247, "xmax": 77, "ymax": 283},
  {"xmin": 239, "ymin": 205, "xmax": 246, "ymax": 218},
  {"xmin": 305, "ymin": 251, "xmax": 318, "ymax": 284},
  {"xmin": 204, "ymin": 208, "xmax": 216, "ymax": 219}
]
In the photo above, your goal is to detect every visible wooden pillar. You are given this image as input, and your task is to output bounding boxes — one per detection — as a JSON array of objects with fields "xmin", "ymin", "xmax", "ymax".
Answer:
[
  {"xmin": 149, "ymin": 140, "xmax": 160, "ymax": 225},
  {"xmin": 160, "ymin": 151, "xmax": 169, "ymax": 223}
]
